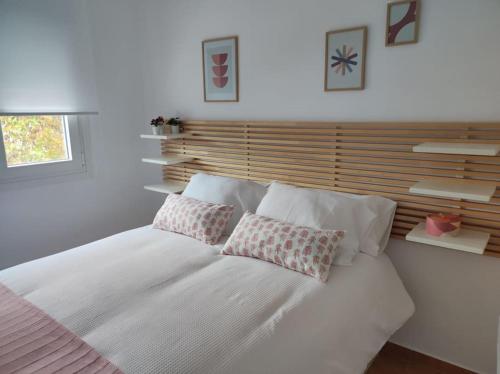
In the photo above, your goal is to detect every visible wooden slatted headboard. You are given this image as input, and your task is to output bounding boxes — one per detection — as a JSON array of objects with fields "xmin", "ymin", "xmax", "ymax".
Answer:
[{"xmin": 161, "ymin": 120, "xmax": 500, "ymax": 257}]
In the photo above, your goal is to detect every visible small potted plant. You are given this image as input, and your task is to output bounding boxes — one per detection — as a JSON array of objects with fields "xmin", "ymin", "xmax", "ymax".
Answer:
[
  {"xmin": 167, "ymin": 117, "xmax": 182, "ymax": 134},
  {"xmin": 150, "ymin": 116, "xmax": 166, "ymax": 135}
]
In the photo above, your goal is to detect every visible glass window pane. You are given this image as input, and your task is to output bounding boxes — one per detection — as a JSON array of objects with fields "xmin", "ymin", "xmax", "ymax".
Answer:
[{"xmin": 0, "ymin": 115, "xmax": 71, "ymax": 167}]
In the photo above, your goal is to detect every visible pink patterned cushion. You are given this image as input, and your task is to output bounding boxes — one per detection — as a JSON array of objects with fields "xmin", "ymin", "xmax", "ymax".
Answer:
[
  {"xmin": 153, "ymin": 194, "xmax": 234, "ymax": 244},
  {"xmin": 221, "ymin": 212, "xmax": 345, "ymax": 282}
]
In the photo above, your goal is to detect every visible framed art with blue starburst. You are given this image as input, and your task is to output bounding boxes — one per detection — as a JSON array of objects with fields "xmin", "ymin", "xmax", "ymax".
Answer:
[{"xmin": 324, "ymin": 26, "xmax": 367, "ymax": 91}]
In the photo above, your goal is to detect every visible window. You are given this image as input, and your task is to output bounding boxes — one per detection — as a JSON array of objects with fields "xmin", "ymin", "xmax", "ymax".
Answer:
[{"xmin": 0, "ymin": 115, "xmax": 86, "ymax": 183}]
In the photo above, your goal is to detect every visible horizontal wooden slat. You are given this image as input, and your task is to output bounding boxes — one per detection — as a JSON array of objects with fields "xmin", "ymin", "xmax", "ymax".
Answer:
[
  {"xmin": 184, "ymin": 120, "xmax": 500, "ymax": 129},
  {"xmin": 160, "ymin": 120, "xmax": 500, "ymax": 257},
  {"xmin": 189, "ymin": 132, "xmax": 500, "ymax": 144},
  {"xmin": 186, "ymin": 125, "xmax": 500, "ymax": 137}
]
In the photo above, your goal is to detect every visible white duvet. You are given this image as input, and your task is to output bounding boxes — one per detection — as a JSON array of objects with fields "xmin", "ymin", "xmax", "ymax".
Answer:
[{"xmin": 0, "ymin": 226, "xmax": 414, "ymax": 374}]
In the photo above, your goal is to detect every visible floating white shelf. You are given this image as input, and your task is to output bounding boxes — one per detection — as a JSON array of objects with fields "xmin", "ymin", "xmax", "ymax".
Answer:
[
  {"xmin": 142, "ymin": 156, "xmax": 193, "ymax": 166},
  {"xmin": 406, "ymin": 223, "xmax": 489, "ymax": 255},
  {"xmin": 140, "ymin": 133, "xmax": 186, "ymax": 140},
  {"xmin": 409, "ymin": 180, "xmax": 497, "ymax": 202},
  {"xmin": 144, "ymin": 181, "xmax": 187, "ymax": 194},
  {"xmin": 413, "ymin": 142, "xmax": 500, "ymax": 156}
]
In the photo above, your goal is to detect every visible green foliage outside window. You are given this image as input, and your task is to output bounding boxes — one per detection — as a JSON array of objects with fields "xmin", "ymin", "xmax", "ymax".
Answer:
[{"xmin": 0, "ymin": 116, "xmax": 69, "ymax": 167}]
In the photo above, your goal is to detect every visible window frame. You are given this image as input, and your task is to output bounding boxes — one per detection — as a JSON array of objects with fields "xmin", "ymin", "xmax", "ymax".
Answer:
[{"xmin": 0, "ymin": 115, "xmax": 86, "ymax": 183}]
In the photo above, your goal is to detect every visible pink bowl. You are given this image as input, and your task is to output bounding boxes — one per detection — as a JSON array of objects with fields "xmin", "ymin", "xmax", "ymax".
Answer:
[{"xmin": 426, "ymin": 213, "xmax": 461, "ymax": 237}]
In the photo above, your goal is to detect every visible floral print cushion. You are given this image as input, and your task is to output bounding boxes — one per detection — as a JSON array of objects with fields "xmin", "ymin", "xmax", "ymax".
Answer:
[
  {"xmin": 153, "ymin": 194, "xmax": 234, "ymax": 245},
  {"xmin": 221, "ymin": 212, "xmax": 345, "ymax": 282}
]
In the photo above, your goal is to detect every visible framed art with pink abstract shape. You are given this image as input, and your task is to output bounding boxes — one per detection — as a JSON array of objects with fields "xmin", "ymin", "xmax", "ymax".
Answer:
[
  {"xmin": 202, "ymin": 36, "xmax": 239, "ymax": 102},
  {"xmin": 386, "ymin": 0, "xmax": 420, "ymax": 47}
]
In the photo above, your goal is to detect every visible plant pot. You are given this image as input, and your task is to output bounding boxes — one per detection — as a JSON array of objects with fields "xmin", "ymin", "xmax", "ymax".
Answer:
[
  {"xmin": 170, "ymin": 125, "xmax": 180, "ymax": 135},
  {"xmin": 152, "ymin": 125, "xmax": 164, "ymax": 135}
]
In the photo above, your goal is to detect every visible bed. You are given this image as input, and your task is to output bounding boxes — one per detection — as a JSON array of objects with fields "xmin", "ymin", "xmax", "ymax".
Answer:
[{"xmin": 0, "ymin": 225, "xmax": 414, "ymax": 374}]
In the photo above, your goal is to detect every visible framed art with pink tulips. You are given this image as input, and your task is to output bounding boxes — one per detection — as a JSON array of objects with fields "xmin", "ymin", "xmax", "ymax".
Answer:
[{"xmin": 202, "ymin": 36, "xmax": 239, "ymax": 102}]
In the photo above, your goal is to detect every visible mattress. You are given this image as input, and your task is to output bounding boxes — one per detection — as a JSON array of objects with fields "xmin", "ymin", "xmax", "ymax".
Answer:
[{"xmin": 0, "ymin": 226, "xmax": 414, "ymax": 374}]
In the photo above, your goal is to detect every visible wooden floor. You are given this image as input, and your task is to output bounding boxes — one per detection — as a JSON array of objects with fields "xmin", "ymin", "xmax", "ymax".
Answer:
[{"xmin": 367, "ymin": 343, "xmax": 475, "ymax": 374}]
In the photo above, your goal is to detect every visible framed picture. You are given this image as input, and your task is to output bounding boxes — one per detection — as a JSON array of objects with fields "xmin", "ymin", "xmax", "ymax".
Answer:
[
  {"xmin": 202, "ymin": 36, "xmax": 239, "ymax": 102},
  {"xmin": 324, "ymin": 26, "xmax": 367, "ymax": 92},
  {"xmin": 386, "ymin": 0, "xmax": 420, "ymax": 47}
]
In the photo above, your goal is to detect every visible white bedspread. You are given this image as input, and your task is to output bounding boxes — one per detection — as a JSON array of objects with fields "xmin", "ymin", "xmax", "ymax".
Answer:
[{"xmin": 0, "ymin": 226, "xmax": 414, "ymax": 374}]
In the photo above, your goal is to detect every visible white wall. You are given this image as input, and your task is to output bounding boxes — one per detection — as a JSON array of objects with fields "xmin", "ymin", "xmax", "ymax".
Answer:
[
  {"xmin": 137, "ymin": 0, "xmax": 500, "ymax": 372},
  {"xmin": 0, "ymin": 0, "xmax": 164, "ymax": 269}
]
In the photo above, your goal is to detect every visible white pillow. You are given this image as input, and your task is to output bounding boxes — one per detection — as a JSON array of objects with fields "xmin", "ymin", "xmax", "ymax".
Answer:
[
  {"xmin": 182, "ymin": 173, "xmax": 268, "ymax": 234},
  {"xmin": 256, "ymin": 182, "xmax": 376, "ymax": 265},
  {"xmin": 336, "ymin": 193, "xmax": 397, "ymax": 256}
]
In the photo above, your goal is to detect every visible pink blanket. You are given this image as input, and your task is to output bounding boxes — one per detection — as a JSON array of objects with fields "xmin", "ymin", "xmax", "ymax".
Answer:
[{"xmin": 0, "ymin": 283, "xmax": 123, "ymax": 374}]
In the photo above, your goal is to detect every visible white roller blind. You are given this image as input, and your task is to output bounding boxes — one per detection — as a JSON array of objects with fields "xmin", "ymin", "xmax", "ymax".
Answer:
[{"xmin": 0, "ymin": 0, "xmax": 98, "ymax": 114}]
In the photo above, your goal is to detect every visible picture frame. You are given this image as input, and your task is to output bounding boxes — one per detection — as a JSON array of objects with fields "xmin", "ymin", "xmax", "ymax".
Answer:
[
  {"xmin": 202, "ymin": 36, "xmax": 239, "ymax": 102},
  {"xmin": 324, "ymin": 26, "xmax": 367, "ymax": 92},
  {"xmin": 386, "ymin": 0, "xmax": 420, "ymax": 47}
]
